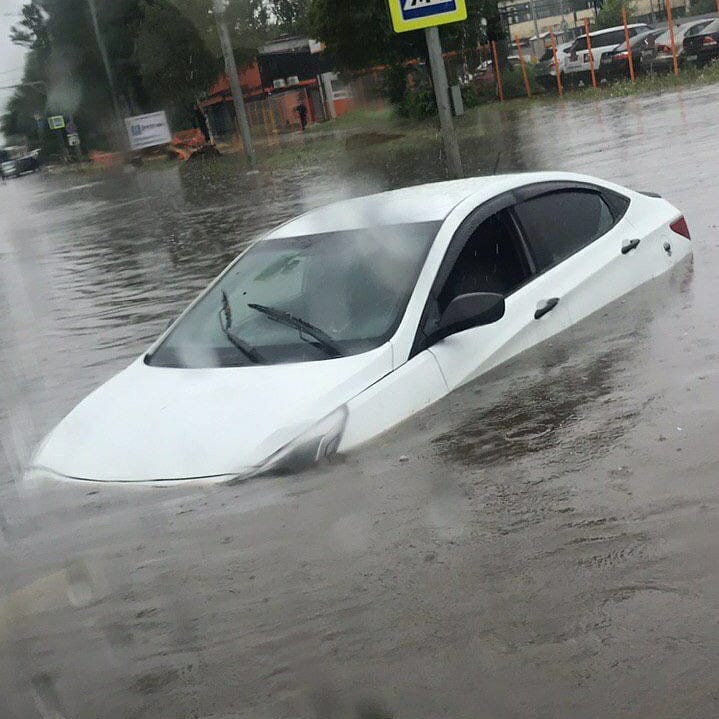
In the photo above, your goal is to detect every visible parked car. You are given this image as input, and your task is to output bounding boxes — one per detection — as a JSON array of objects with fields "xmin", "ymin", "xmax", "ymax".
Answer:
[
  {"xmin": 599, "ymin": 28, "xmax": 664, "ymax": 80},
  {"xmin": 27, "ymin": 172, "xmax": 692, "ymax": 485},
  {"xmin": 683, "ymin": 18, "xmax": 719, "ymax": 66},
  {"xmin": 563, "ymin": 24, "xmax": 651, "ymax": 86},
  {"xmin": 16, "ymin": 152, "xmax": 40, "ymax": 174},
  {"xmin": 651, "ymin": 19, "xmax": 712, "ymax": 71},
  {"xmin": 535, "ymin": 42, "xmax": 572, "ymax": 89}
]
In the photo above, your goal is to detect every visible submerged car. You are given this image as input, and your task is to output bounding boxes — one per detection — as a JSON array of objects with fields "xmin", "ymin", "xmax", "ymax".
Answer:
[{"xmin": 28, "ymin": 173, "xmax": 692, "ymax": 484}]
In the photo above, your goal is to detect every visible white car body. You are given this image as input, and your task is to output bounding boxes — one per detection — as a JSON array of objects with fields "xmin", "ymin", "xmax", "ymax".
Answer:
[
  {"xmin": 564, "ymin": 24, "xmax": 649, "ymax": 79},
  {"xmin": 30, "ymin": 172, "xmax": 692, "ymax": 484}
]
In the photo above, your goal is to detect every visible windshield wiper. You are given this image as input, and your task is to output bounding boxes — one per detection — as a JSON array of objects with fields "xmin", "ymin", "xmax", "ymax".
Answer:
[
  {"xmin": 219, "ymin": 291, "xmax": 264, "ymax": 364},
  {"xmin": 247, "ymin": 303, "xmax": 344, "ymax": 358}
]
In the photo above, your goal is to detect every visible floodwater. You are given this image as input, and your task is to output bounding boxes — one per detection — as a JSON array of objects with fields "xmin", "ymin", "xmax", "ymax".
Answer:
[{"xmin": 1, "ymin": 84, "xmax": 719, "ymax": 718}]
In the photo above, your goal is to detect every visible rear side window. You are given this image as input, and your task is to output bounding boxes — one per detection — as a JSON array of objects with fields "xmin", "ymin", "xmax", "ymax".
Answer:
[
  {"xmin": 593, "ymin": 30, "xmax": 626, "ymax": 47},
  {"xmin": 514, "ymin": 190, "xmax": 615, "ymax": 270}
]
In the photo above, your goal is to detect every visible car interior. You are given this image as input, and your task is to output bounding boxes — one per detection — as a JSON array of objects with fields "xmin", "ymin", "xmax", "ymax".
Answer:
[{"xmin": 437, "ymin": 210, "xmax": 532, "ymax": 314}]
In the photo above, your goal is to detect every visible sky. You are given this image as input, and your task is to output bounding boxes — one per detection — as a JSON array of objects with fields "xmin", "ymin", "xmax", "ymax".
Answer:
[{"xmin": 0, "ymin": 0, "xmax": 28, "ymax": 139}]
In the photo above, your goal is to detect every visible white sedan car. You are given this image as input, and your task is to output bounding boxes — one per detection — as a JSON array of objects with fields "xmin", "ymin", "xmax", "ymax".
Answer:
[{"xmin": 29, "ymin": 172, "xmax": 691, "ymax": 484}]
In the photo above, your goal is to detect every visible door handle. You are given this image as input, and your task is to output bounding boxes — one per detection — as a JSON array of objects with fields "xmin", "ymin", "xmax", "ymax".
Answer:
[
  {"xmin": 622, "ymin": 238, "xmax": 641, "ymax": 254},
  {"xmin": 534, "ymin": 297, "xmax": 559, "ymax": 320}
]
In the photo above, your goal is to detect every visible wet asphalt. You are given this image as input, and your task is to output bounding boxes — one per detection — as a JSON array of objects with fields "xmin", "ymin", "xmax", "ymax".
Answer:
[{"xmin": 1, "ymin": 84, "xmax": 719, "ymax": 718}]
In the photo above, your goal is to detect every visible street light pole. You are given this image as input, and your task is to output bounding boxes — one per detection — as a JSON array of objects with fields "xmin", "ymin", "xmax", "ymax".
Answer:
[
  {"xmin": 424, "ymin": 26, "xmax": 462, "ymax": 179},
  {"xmin": 529, "ymin": 0, "xmax": 540, "ymax": 45},
  {"xmin": 212, "ymin": 0, "xmax": 255, "ymax": 167},
  {"xmin": 86, "ymin": 0, "xmax": 126, "ymax": 150}
]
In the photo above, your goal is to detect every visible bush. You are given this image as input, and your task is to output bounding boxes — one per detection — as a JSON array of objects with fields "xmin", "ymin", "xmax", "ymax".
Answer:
[
  {"xmin": 397, "ymin": 84, "xmax": 437, "ymax": 119},
  {"xmin": 382, "ymin": 65, "xmax": 409, "ymax": 106}
]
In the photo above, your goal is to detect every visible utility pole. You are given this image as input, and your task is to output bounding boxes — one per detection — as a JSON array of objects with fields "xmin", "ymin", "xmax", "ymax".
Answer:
[
  {"xmin": 529, "ymin": 0, "xmax": 540, "ymax": 45},
  {"xmin": 424, "ymin": 26, "xmax": 462, "ymax": 179},
  {"xmin": 86, "ymin": 0, "xmax": 126, "ymax": 150},
  {"xmin": 213, "ymin": 0, "xmax": 255, "ymax": 167}
]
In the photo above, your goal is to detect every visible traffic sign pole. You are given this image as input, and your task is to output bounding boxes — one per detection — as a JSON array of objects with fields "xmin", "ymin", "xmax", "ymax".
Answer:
[{"xmin": 424, "ymin": 26, "xmax": 463, "ymax": 179}]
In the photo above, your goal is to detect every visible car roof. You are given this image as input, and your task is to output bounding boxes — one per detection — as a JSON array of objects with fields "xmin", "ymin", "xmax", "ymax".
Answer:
[
  {"xmin": 577, "ymin": 23, "xmax": 647, "ymax": 40},
  {"xmin": 265, "ymin": 172, "xmax": 608, "ymax": 239}
]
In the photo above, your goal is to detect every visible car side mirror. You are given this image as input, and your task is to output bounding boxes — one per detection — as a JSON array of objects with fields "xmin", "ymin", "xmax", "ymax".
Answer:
[{"xmin": 432, "ymin": 292, "xmax": 505, "ymax": 343}]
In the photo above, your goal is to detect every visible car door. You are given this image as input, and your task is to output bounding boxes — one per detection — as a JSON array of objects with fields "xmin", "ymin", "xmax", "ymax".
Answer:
[
  {"xmin": 565, "ymin": 37, "xmax": 586, "ymax": 76},
  {"xmin": 512, "ymin": 183, "xmax": 654, "ymax": 330},
  {"xmin": 413, "ymin": 197, "xmax": 572, "ymax": 391}
]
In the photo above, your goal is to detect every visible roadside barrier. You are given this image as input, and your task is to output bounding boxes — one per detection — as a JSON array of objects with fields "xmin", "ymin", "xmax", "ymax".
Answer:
[
  {"xmin": 514, "ymin": 35, "xmax": 532, "ymax": 98},
  {"xmin": 664, "ymin": 0, "xmax": 680, "ymax": 76},
  {"xmin": 621, "ymin": 7, "xmax": 636, "ymax": 84},
  {"xmin": 584, "ymin": 18, "xmax": 598, "ymax": 89},
  {"xmin": 491, "ymin": 40, "xmax": 505, "ymax": 102}
]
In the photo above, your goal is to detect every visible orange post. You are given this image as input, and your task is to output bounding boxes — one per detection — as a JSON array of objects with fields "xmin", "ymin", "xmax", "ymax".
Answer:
[
  {"xmin": 549, "ymin": 31, "xmax": 564, "ymax": 96},
  {"xmin": 621, "ymin": 6, "xmax": 636, "ymax": 83},
  {"xmin": 514, "ymin": 36, "xmax": 532, "ymax": 97},
  {"xmin": 491, "ymin": 40, "xmax": 504, "ymax": 101},
  {"xmin": 583, "ymin": 18, "xmax": 597, "ymax": 88},
  {"xmin": 665, "ymin": 0, "xmax": 679, "ymax": 76}
]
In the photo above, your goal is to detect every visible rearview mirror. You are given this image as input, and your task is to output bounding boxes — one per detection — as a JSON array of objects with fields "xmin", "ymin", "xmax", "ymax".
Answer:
[{"xmin": 432, "ymin": 292, "xmax": 505, "ymax": 343}]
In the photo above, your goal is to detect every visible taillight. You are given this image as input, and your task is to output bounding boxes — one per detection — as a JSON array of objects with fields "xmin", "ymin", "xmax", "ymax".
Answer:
[
  {"xmin": 703, "ymin": 35, "xmax": 717, "ymax": 46},
  {"xmin": 670, "ymin": 216, "xmax": 691, "ymax": 239},
  {"xmin": 656, "ymin": 44, "xmax": 671, "ymax": 53},
  {"xmin": 614, "ymin": 52, "xmax": 629, "ymax": 61}
]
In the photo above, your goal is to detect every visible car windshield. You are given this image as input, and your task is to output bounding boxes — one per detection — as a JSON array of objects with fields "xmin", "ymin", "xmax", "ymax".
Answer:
[{"xmin": 148, "ymin": 222, "xmax": 439, "ymax": 368}]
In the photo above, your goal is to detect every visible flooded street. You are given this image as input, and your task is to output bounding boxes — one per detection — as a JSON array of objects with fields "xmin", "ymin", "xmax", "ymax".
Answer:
[{"xmin": 2, "ymin": 85, "xmax": 719, "ymax": 718}]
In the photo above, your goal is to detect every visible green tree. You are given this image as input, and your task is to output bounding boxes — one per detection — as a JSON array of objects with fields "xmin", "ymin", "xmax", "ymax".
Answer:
[
  {"xmin": 135, "ymin": 1, "xmax": 221, "ymax": 126},
  {"xmin": 596, "ymin": 0, "xmax": 635, "ymax": 29},
  {"xmin": 307, "ymin": 0, "xmax": 503, "ymax": 70}
]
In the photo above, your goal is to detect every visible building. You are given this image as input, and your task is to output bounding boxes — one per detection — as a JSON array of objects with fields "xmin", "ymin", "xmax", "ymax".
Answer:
[{"xmin": 200, "ymin": 36, "xmax": 362, "ymax": 140}]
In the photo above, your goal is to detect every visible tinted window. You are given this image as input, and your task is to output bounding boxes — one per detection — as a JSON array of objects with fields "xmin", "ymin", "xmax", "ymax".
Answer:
[
  {"xmin": 573, "ymin": 37, "xmax": 588, "ymax": 52},
  {"xmin": 593, "ymin": 30, "xmax": 628, "ymax": 47},
  {"xmin": 684, "ymin": 21, "xmax": 711, "ymax": 37},
  {"xmin": 700, "ymin": 18, "xmax": 719, "ymax": 34},
  {"xmin": 514, "ymin": 191, "xmax": 615, "ymax": 270},
  {"xmin": 438, "ymin": 210, "xmax": 531, "ymax": 313}
]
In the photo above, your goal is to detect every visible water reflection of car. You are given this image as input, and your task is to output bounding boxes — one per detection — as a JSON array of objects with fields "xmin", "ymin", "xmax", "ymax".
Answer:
[
  {"xmin": 27, "ymin": 173, "xmax": 692, "ymax": 485},
  {"xmin": 599, "ymin": 28, "xmax": 664, "ymax": 80},
  {"xmin": 683, "ymin": 18, "xmax": 719, "ymax": 66},
  {"xmin": 651, "ymin": 20, "xmax": 712, "ymax": 71},
  {"xmin": 535, "ymin": 42, "xmax": 572, "ymax": 89}
]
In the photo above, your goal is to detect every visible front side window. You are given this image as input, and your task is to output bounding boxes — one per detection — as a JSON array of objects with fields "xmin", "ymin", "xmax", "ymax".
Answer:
[
  {"xmin": 438, "ymin": 210, "xmax": 532, "ymax": 313},
  {"xmin": 148, "ymin": 222, "xmax": 439, "ymax": 367},
  {"xmin": 514, "ymin": 190, "xmax": 615, "ymax": 271}
]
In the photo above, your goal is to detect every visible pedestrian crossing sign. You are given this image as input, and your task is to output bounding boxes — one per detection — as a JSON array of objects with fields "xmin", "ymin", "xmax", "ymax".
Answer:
[{"xmin": 388, "ymin": 0, "xmax": 467, "ymax": 33}]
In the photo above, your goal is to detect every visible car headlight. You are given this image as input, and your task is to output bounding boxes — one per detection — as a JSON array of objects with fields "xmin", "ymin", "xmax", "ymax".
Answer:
[{"xmin": 237, "ymin": 405, "xmax": 348, "ymax": 482}]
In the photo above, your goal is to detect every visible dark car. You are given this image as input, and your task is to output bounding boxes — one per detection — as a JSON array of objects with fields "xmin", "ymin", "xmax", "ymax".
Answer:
[
  {"xmin": 16, "ymin": 153, "xmax": 40, "ymax": 174},
  {"xmin": 599, "ymin": 28, "xmax": 663, "ymax": 80},
  {"xmin": 683, "ymin": 18, "xmax": 719, "ymax": 66}
]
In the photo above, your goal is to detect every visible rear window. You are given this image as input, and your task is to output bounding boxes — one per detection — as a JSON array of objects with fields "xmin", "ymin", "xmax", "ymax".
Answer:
[
  {"xmin": 700, "ymin": 18, "xmax": 719, "ymax": 33},
  {"xmin": 684, "ymin": 21, "xmax": 711, "ymax": 37},
  {"xmin": 591, "ymin": 30, "xmax": 628, "ymax": 47},
  {"xmin": 514, "ymin": 190, "xmax": 615, "ymax": 270}
]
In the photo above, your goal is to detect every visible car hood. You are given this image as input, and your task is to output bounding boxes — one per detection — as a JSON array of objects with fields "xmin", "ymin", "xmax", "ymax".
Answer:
[{"xmin": 32, "ymin": 345, "xmax": 393, "ymax": 482}]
